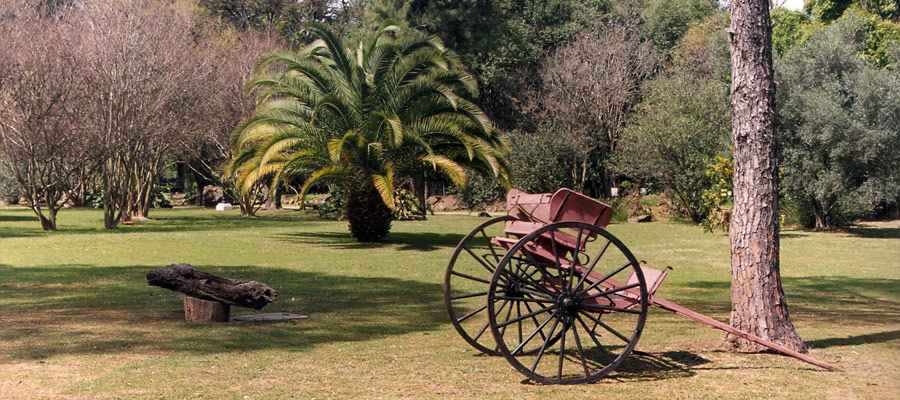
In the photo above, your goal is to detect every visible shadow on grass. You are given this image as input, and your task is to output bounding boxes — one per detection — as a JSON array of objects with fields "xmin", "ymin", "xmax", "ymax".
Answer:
[
  {"xmin": 0, "ymin": 213, "xmax": 40, "ymax": 222},
  {"xmin": 845, "ymin": 227, "xmax": 900, "ymax": 239},
  {"xmin": 806, "ymin": 329, "xmax": 900, "ymax": 349},
  {"xmin": 280, "ymin": 230, "xmax": 464, "ymax": 251},
  {"xmin": 0, "ymin": 207, "xmax": 327, "ymax": 238},
  {"xmin": 681, "ymin": 276, "xmax": 900, "ymax": 325},
  {"xmin": 0, "ymin": 263, "xmax": 446, "ymax": 360}
]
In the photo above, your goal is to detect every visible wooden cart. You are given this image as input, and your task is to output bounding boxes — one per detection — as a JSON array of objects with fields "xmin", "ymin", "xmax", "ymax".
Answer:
[{"xmin": 443, "ymin": 189, "xmax": 839, "ymax": 384}]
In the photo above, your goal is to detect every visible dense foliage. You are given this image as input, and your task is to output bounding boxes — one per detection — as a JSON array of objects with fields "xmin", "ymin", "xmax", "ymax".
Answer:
[
  {"xmin": 777, "ymin": 13, "xmax": 900, "ymax": 230},
  {"xmin": 614, "ymin": 15, "xmax": 732, "ymax": 222}
]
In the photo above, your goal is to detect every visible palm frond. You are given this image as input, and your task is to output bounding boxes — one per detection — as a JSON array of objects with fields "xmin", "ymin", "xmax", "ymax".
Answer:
[{"xmin": 371, "ymin": 164, "xmax": 395, "ymax": 210}]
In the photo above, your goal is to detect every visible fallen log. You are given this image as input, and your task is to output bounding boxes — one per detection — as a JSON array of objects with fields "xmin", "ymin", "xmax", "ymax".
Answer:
[{"xmin": 147, "ymin": 263, "xmax": 277, "ymax": 310}]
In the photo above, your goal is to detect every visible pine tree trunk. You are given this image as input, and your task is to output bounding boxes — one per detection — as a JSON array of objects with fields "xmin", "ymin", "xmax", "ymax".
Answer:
[{"xmin": 728, "ymin": 0, "xmax": 806, "ymax": 353}]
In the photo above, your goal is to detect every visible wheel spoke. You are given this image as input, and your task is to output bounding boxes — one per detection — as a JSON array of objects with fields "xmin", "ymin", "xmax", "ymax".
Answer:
[
  {"xmin": 457, "ymin": 302, "xmax": 488, "ymax": 323},
  {"xmin": 451, "ymin": 270, "xmax": 490, "ymax": 285},
  {"xmin": 498, "ymin": 296, "xmax": 516, "ymax": 339},
  {"xmin": 581, "ymin": 303, "xmax": 642, "ymax": 314},
  {"xmin": 450, "ymin": 291, "xmax": 488, "ymax": 301},
  {"xmin": 520, "ymin": 287, "xmax": 554, "ymax": 299},
  {"xmin": 573, "ymin": 239, "xmax": 611, "ymax": 291},
  {"xmin": 570, "ymin": 317, "xmax": 591, "ymax": 376},
  {"xmin": 494, "ymin": 295, "xmax": 553, "ymax": 304},
  {"xmin": 522, "ymin": 301, "xmax": 550, "ymax": 342},
  {"xmin": 472, "ymin": 320, "xmax": 491, "ymax": 342},
  {"xmin": 530, "ymin": 313, "xmax": 562, "ymax": 374},
  {"xmin": 500, "ymin": 267, "xmax": 555, "ymax": 298},
  {"xmin": 579, "ymin": 282, "xmax": 641, "ymax": 301},
  {"xmin": 578, "ymin": 309, "xmax": 632, "ymax": 344},
  {"xmin": 549, "ymin": 230, "xmax": 563, "ymax": 286},
  {"xmin": 569, "ymin": 228, "xmax": 585, "ymax": 291},
  {"xmin": 511, "ymin": 310, "xmax": 557, "ymax": 356},
  {"xmin": 496, "ymin": 304, "xmax": 555, "ymax": 328},
  {"xmin": 578, "ymin": 260, "xmax": 634, "ymax": 296},
  {"xmin": 517, "ymin": 302, "xmax": 524, "ymax": 344},
  {"xmin": 480, "ymin": 228, "xmax": 502, "ymax": 262},
  {"xmin": 575, "ymin": 314, "xmax": 607, "ymax": 352},
  {"xmin": 463, "ymin": 246, "xmax": 496, "ymax": 275},
  {"xmin": 557, "ymin": 318, "xmax": 567, "ymax": 380}
]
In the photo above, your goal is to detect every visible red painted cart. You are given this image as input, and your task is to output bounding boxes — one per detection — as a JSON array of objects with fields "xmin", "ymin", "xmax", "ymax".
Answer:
[{"xmin": 444, "ymin": 188, "xmax": 839, "ymax": 384}]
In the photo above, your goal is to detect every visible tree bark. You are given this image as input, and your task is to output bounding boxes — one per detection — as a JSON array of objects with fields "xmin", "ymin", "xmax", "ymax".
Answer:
[
  {"xmin": 728, "ymin": 0, "xmax": 806, "ymax": 352},
  {"xmin": 412, "ymin": 173, "xmax": 426, "ymax": 219}
]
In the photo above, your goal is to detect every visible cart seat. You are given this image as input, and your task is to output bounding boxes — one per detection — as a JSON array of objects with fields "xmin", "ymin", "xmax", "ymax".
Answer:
[{"xmin": 549, "ymin": 188, "xmax": 613, "ymax": 229}]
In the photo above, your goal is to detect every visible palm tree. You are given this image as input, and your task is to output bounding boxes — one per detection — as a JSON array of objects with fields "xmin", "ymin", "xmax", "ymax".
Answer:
[{"xmin": 229, "ymin": 22, "xmax": 510, "ymax": 241}]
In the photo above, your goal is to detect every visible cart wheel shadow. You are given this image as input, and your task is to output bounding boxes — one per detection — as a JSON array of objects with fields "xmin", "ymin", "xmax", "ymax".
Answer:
[{"xmin": 605, "ymin": 350, "xmax": 710, "ymax": 381}]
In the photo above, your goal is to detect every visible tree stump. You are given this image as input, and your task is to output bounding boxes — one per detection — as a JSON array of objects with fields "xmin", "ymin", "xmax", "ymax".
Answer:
[{"xmin": 184, "ymin": 296, "xmax": 230, "ymax": 322}]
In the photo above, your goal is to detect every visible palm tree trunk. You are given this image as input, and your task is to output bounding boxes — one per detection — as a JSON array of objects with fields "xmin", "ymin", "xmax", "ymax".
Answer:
[{"xmin": 345, "ymin": 183, "xmax": 392, "ymax": 242}]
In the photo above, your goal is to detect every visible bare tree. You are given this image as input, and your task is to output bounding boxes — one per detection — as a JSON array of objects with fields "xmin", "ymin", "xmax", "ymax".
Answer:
[
  {"xmin": 528, "ymin": 24, "xmax": 655, "ymax": 195},
  {"xmin": 77, "ymin": 0, "xmax": 207, "ymax": 228},
  {"xmin": 0, "ymin": 5, "xmax": 90, "ymax": 231},
  {"xmin": 728, "ymin": 0, "xmax": 806, "ymax": 352},
  {"xmin": 182, "ymin": 28, "xmax": 282, "ymax": 216}
]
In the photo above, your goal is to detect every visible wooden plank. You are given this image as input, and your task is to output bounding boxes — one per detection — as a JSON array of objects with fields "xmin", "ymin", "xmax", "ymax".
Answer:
[{"xmin": 650, "ymin": 296, "xmax": 842, "ymax": 371}]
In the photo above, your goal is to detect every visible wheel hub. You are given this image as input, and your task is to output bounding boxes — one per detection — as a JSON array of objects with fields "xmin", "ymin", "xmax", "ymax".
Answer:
[
  {"xmin": 504, "ymin": 282, "xmax": 524, "ymax": 297},
  {"xmin": 557, "ymin": 293, "xmax": 579, "ymax": 316}
]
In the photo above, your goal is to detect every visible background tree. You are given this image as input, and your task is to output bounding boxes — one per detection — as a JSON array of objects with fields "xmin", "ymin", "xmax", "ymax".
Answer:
[
  {"xmin": 614, "ymin": 14, "xmax": 731, "ymax": 222},
  {"xmin": 528, "ymin": 23, "xmax": 655, "ymax": 196},
  {"xmin": 0, "ymin": 5, "xmax": 89, "ymax": 231},
  {"xmin": 639, "ymin": 0, "xmax": 718, "ymax": 56},
  {"xmin": 231, "ymin": 23, "xmax": 509, "ymax": 241},
  {"xmin": 183, "ymin": 28, "xmax": 282, "ymax": 216},
  {"xmin": 78, "ymin": 0, "xmax": 212, "ymax": 228},
  {"xmin": 774, "ymin": 2, "xmax": 900, "ymax": 67},
  {"xmin": 407, "ymin": 0, "xmax": 609, "ymax": 129},
  {"xmin": 727, "ymin": 0, "xmax": 806, "ymax": 352},
  {"xmin": 777, "ymin": 13, "xmax": 900, "ymax": 230}
]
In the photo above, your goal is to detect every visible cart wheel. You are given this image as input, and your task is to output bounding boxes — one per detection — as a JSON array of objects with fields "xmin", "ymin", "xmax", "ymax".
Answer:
[
  {"xmin": 444, "ymin": 216, "xmax": 513, "ymax": 355},
  {"xmin": 488, "ymin": 222, "xmax": 648, "ymax": 384}
]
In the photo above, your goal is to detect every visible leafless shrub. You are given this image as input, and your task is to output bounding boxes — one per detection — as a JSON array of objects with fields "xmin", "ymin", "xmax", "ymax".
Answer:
[
  {"xmin": 0, "ymin": 5, "xmax": 91, "ymax": 231},
  {"xmin": 525, "ymin": 24, "xmax": 655, "ymax": 195}
]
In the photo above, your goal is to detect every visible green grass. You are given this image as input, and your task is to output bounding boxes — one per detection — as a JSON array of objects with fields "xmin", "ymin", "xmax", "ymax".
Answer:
[{"xmin": 1, "ymin": 206, "xmax": 898, "ymax": 399}]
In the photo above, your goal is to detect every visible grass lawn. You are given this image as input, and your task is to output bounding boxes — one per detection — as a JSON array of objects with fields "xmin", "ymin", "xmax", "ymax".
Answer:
[{"xmin": 1, "ymin": 206, "xmax": 898, "ymax": 399}]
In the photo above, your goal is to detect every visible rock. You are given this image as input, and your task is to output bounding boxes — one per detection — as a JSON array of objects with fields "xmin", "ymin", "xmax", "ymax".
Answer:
[
  {"xmin": 202, "ymin": 185, "xmax": 224, "ymax": 206},
  {"xmin": 430, "ymin": 195, "xmax": 460, "ymax": 211},
  {"xmin": 628, "ymin": 215, "xmax": 652, "ymax": 223},
  {"xmin": 215, "ymin": 202, "xmax": 233, "ymax": 211},
  {"xmin": 477, "ymin": 211, "xmax": 491, "ymax": 217}
]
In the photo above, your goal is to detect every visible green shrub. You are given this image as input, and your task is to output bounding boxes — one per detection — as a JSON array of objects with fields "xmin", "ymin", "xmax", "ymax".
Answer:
[
  {"xmin": 454, "ymin": 172, "xmax": 506, "ymax": 211},
  {"xmin": 0, "ymin": 162, "xmax": 20, "ymax": 204},
  {"xmin": 318, "ymin": 185, "xmax": 345, "ymax": 220},
  {"xmin": 392, "ymin": 188, "xmax": 421, "ymax": 220},
  {"xmin": 507, "ymin": 127, "xmax": 578, "ymax": 194}
]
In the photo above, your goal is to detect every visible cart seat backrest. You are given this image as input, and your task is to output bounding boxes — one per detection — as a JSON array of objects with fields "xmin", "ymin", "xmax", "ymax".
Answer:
[
  {"xmin": 624, "ymin": 266, "xmax": 668, "ymax": 296},
  {"xmin": 549, "ymin": 188, "xmax": 613, "ymax": 229},
  {"xmin": 506, "ymin": 189, "xmax": 552, "ymax": 223}
]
